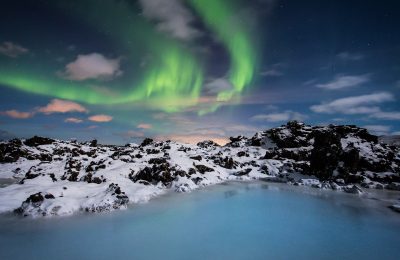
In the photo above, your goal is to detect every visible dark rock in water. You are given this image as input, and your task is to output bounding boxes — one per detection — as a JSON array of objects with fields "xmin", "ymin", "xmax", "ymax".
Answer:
[
  {"xmin": 343, "ymin": 185, "xmax": 363, "ymax": 194},
  {"xmin": 194, "ymin": 164, "xmax": 214, "ymax": 174},
  {"xmin": 141, "ymin": 138, "xmax": 153, "ymax": 147},
  {"xmin": 24, "ymin": 136, "xmax": 54, "ymax": 147}
]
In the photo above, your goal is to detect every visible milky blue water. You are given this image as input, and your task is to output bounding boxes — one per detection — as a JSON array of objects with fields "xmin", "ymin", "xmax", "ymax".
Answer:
[{"xmin": 0, "ymin": 182, "xmax": 400, "ymax": 260}]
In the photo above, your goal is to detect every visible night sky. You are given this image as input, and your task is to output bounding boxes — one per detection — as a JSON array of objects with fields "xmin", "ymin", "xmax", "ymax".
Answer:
[{"xmin": 0, "ymin": 0, "xmax": 399, "ymax": 144}]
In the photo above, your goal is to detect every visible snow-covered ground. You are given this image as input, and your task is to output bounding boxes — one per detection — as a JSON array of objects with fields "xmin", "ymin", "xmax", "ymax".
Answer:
[{"xmin": 0, "ymin": 122, "xmax": 399, "ymax": 217}]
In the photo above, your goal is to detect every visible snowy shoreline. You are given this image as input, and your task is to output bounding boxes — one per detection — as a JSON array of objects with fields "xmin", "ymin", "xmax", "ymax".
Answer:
[{"xmin": 1, "ymin": 121, "xmax": 399, "ymax": 217}]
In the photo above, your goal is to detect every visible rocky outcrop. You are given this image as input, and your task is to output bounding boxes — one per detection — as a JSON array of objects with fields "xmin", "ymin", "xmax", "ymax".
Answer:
[
  {"xmin": 0, "ymin": 121, "xmax": 399, "ymax": 217},
  {"xmin": 83, "ymin": 183, "xmax": 129, "ymax": 213},
  {"xmin": 14, "ymin": 192, "xmax": 56, "ymax": 217},
  {"xmin": 24, "ymin": 136, "xmax": 54, "ymax": 147},
  {"xmin": 256, "ymin": 121, "xmax": 399, "ymax": 185}
]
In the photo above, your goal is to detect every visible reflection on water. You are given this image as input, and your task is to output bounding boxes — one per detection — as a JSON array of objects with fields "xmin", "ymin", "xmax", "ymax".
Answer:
[
  {"xmin": 0, "ymin": 181, "xmax": 400, "ymax": 260},
  {"xmin": 224, "ymin": 190, "xmax": 238, "ymax": 198}
]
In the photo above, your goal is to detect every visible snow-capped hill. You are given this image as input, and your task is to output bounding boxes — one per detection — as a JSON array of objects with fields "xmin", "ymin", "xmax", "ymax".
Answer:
[{"xmin": 0, "ymin": 121, "xmax": 399, "ymax": 217}]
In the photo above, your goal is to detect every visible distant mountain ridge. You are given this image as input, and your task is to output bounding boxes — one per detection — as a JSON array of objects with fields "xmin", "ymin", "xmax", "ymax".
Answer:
[
  {"xmin": 0, "ymin": 129, "xmax": 15, "ymax": 141},
  {"xmin": 379, "ymin": 135, "xmax": 400, "ymax": 147}
]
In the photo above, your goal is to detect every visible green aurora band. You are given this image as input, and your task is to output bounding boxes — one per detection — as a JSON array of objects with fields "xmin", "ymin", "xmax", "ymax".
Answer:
[
  {"xmin": 0, "ymin": 0, "xmax": 257, "ymax": 114},
  {"xmin": 189, "ymin": 0, "xmax": 257, "ymax": 102}
]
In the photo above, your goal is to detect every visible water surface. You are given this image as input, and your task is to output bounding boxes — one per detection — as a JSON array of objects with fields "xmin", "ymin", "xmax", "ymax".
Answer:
[{"xmin": 0, "ymin": 182, "xmax": 399, "ymax": 260}]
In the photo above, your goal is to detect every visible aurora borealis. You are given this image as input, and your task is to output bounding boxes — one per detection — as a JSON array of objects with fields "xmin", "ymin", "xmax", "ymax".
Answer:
[
  {"xmin": 0, "ymin": 0, "xmax": 399, "ymax": 144},
  {"xmin": 0, "ymin": 0, "xmax": 256, "ymax": 112}
]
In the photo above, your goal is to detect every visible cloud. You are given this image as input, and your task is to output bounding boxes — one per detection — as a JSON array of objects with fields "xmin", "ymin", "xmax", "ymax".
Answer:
[
  {"xmin": 139, "ymin": 0, "xmax": 200, "ymax": 41},
  {"xmin": 363, "ymin": 125, "xmax": 391, "ymax": 136},
  {"xmin": 316, "ymin": 74, "xmax": 370, "ymax": 90},
  {"xmin": 337, "ymin": 52, "xmax": 364, "ymax": 61},
  {"xmin": 38, "ymin": 99, "xmax": 88, "ymax": 114},
  {"xmin": 60, "ymin": 53, "xmax": 122, "ymax": 81},
  {"xmin": 310, "ymin": 92, "xmax": 394, "ymax": 114},
  {"xmin": 251, "ymin": 110, "xmax": 308, "ymax": 122},
  {"xmin": 88, "ymin": 114, "xmax": 113, "ymax": 122},
  {"xmin": 65, "ymin": 117, "xmax": 83, "ymax": 123},
  {"xmin": 137, "ymin": 123, "xmax": 152, "ymax": 129},
  {"xmin": 260, "ymin": 69, "xmax": 283, "ymax": 77},
  {"xmin": 0, "ymin": 42, "xmax": 29, "ymax": 58},
  {"xmin": 260, "ymin": 63, "xmax": 286, "ymax": 77},
  {"xmin": 370, "ymin": 111, "xmax": 400, "ymax": 120},
  {"xmin": 0, "ymin": 110, "xmax": 34, "ymax": 119},
  {"xmin": 203, "ymin": 78, "xmax": 233, "ymax": 95}
]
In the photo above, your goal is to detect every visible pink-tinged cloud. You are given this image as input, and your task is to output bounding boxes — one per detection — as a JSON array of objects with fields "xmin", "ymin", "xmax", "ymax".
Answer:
[
  {"xmin": 137, "ymin": 123, "xmax": 152, "ymax": 129},
  {"xmin": 61, "ymin": 53, "xmax": 122, "ymax": 81},
  {"xmin": 65, "ymin": 117, "xmax": 83, "ymax": 123},
  {"xmin": 88, "ymin": 114, "xmax": 113, "ymax": 122},
  {"xmin": 38, "ymin": 99, "xmax": 88, "ymax": 114},
  {"xmin": 0, "ymin": 110, "xmax": 34, "ymax": 119}
]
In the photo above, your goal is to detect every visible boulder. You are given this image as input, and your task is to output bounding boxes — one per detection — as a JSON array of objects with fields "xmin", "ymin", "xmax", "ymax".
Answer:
[
  {"xmin": 194, "ymin": 164, "xmax": 214, "ymax": 174},
  {"xmin": 24, "ymin": 136, "xmax": 54, "ymax": 147},
  {"xmin": 140, "ymin": 138, "xmax": 153, "ymax": 147}
]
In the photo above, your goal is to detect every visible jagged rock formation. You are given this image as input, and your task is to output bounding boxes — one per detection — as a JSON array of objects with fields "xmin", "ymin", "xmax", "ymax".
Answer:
[{"xmin": 0, "ymin": 121, "xmax": 399, "ymax": 217}]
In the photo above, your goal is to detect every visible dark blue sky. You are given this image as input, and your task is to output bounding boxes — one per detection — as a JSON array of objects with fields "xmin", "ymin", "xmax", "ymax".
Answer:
[{"xmin": 0, "ymin": 0, "xmax": 399, "ymax": 144}]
